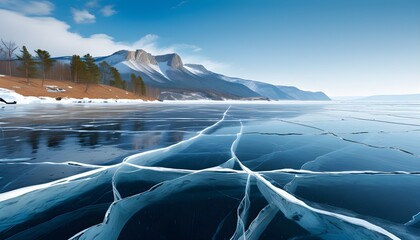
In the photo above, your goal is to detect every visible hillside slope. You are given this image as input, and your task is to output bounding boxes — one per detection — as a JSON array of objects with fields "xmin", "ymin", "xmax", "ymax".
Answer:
[{"xmin": 0, "ymin": 76, "xmax": 151, "ymax": 100}]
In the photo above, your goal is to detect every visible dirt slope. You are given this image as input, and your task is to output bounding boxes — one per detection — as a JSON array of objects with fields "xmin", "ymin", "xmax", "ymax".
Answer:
[{"xmin": 0, "ymin": 76, "xmax": 153, "ymax": 100}]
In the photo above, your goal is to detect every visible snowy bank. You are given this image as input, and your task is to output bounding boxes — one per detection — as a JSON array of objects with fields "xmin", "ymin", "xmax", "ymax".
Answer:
[
  {"xmin": 1, "ymin": 88, "xmax": 338, "ymax": 105},
  {"xmin": 0, "ymin": 88, "xmax": 148, "ymax": 104}
]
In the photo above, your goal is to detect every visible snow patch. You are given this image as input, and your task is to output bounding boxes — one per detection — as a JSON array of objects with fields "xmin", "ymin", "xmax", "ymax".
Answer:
[
  {"xmin": 184, "ymin": 65, "xmax": 204, "ymax": 75},
  {"xmin": 157, "ymin": 62, "xmax": 171, "ymax": 79},
  {"xmin": 151, "ymin": 62, "xmax": 169, "ymax": 79},
  {"xmin": 0, "ymin": 88, "xmax": 148, "ymax": 105}
]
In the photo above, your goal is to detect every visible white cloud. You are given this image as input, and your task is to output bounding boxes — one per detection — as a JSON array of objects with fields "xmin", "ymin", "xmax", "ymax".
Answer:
[
  {"xmin": 0, "ymin": 9, "xmax": 124, "ymax": 56},
  {"xmin": 90, "ymin": 34, "xmax": 114, "ymax": 40},
  {"xmin": 71, "ymin": 8, "xmax": 96, "ymax": 24},
  {"xmin": 131, "ymin": 34, "xmax": 176, "ymax": 55},
  {"xmin": 101, "ymin": 5, "xmax": 116, "ymax": 17},
  {"xmin": 0, "ymin": 0, "xmax": 54, "ymax": 15},
  {"xmin": 0, "ymin": 9, "xmax": 227, "ymax": 72},
  {"xmin": 85, "ymin": 0, "xmax": 99, "ymax": 8}
]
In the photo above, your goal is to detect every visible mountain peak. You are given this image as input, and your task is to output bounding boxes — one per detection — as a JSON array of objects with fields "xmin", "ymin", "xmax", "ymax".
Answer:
[
  {"xmin": 107, "ymin": 49, "xmax": 158, "ymax": 65},
  {"xmin": 111, "ymin": 49, "xmax": 183, "ymax": 68},
  {"xmin": 155, "ymin": 53, "xmax": 183, "ymax": 68},
  {"xmin": 129, "ymin": 49, "xmax": 157, "ymax": 65}
]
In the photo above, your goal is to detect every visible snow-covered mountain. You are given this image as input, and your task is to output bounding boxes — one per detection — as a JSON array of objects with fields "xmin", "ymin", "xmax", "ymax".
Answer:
[{"xmin": 94, "ymin": 49, "xmax": 330, "ymax": 100}]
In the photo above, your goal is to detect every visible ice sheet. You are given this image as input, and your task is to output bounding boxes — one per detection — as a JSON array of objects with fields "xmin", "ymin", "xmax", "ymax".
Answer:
[{"xmin": 1, "ymin": 102, "xmax": 419, "ymax": 239}]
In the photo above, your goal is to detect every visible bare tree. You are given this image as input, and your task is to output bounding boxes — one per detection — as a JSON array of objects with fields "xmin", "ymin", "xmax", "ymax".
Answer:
[
  {"xmin": 1, "ymin": 39, "xmax": 18, "ymax": 76},
  {"xmin": 0, "ymin": 45, "xmax": 4, "ymax": 57},
  {"xmin": 0, "ymin": 45, "xmax": 5, "ymax": 74}
]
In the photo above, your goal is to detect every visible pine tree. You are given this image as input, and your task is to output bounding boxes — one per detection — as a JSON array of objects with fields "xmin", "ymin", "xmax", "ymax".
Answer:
[
  {"xmin": 139, "ymin": 75, "xmax": 146, "ymax": 96},
  {"xmin": 17, "ymin": 46, "xmax": 37, "ymax": 84},
  {"xmin": 35, "ymin": 49, "xmax": 55, "ymax": 86},
  {"xmin": 130, "ymin": 73, "xmax": 137, "ymax": 92},
  {"xmin": 131, "ymin": 73, "xmax": 146, "ymax": 96},
  {"xmin": 83, "ymin": 53, "xmax": 99, "ymax": 93},
  {"xmin": 70, "ymin": 55, "xmax": 84, "ymax": 83},
  {"xmin": 99, "ymin": 61, "xmax": 112, "ymax": 84},
  {"xmin": 110, "ymin": 67, "xmax": 124, "ymax": 89}
]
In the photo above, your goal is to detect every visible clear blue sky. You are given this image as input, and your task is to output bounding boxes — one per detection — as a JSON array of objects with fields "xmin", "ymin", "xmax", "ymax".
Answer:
[{"xmin": 0, "ymin": 0, "xmax": 419, "ymax": 96}]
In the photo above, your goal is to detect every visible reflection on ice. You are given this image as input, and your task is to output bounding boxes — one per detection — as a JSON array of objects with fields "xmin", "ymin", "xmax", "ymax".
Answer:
[{"xmin": 1, "ymin": 102, "xmax": 420, "ymax": 239}]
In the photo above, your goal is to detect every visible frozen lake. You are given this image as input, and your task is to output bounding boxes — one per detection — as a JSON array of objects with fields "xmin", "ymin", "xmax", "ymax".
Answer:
[{"xmin": 1, "ymin": 102, "xmax": 420, "ymax": 239}]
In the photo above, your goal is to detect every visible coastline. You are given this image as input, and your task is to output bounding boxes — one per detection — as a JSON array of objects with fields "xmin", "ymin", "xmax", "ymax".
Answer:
[
  {"xmin": 1, "ymin": 76, "xmax": 336, "ymax": 105},
  {"xmin": 1, "ymin": 76, "xmax": 338, "ymax": 105}
]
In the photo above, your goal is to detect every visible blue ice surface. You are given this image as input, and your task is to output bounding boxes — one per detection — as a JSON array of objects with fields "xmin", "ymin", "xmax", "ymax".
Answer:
[{"xmin": 0, "ymin": 101, "xmax": 419, "ymax": 239}]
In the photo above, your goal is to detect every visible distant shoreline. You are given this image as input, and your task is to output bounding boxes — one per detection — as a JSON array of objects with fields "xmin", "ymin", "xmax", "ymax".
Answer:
[{"xmin": 0, "ymin": 76, "xmax": 332, "ymax": 104}]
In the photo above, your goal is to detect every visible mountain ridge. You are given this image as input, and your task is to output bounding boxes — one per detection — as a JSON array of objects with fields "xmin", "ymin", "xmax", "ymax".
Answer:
[{"xmin": 59, "ymin": 49, "xmax": 331, "ymax": 101}]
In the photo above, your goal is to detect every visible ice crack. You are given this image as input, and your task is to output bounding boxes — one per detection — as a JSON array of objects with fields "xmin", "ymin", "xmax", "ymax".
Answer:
[
  {"xmin": 350, "ymin": 117, "xmax": 420, "ymax": 127},
  {"xmin": 230, "ymin": 121, "xmax": 400, "ymax": 240},
  {"xmin": 325, "ymin": 132, "xmax": 418, "ymax": 157}
]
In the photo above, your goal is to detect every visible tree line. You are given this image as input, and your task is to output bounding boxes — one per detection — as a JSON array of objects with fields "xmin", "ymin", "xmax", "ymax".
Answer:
[{"xmin": 0, "ymin": 39, "xmax": 151, "ymax": 96}]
